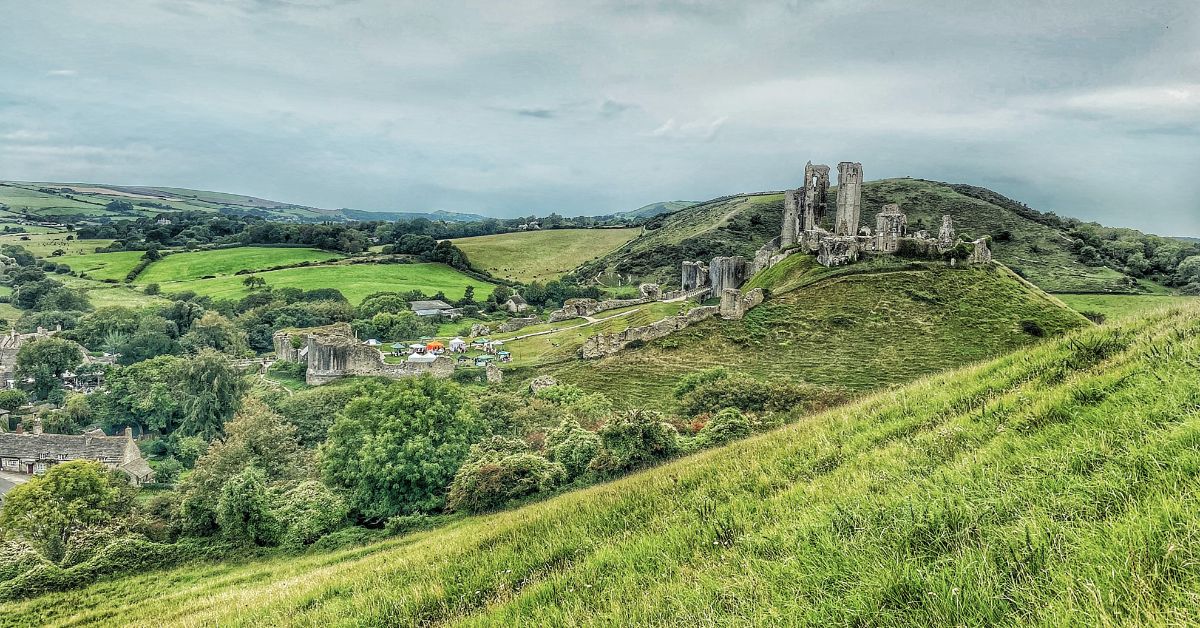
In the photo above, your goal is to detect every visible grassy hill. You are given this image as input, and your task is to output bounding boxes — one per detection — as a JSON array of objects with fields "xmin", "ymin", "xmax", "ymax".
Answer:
[
  {"xmin": 6, "ymin": 302, "xmax": 1198, "ymax": 626},
  {"xmin": 610, "ymin": 200, "xmax": 697, "ymax": 221},
  {"xmin": 133, "ymin": 247, "xmax": 343, "ymax": 285},
  {"xmin": 452, "ymin": 228, "xmax": 640, "ymax": 283},
  {"xmin": 580, "ymin": 179, "xmax": 1146, "ymax": 294},
  {"xmin": 537, "ymin": 255, "xmax": 1089, "ymax": 409}
]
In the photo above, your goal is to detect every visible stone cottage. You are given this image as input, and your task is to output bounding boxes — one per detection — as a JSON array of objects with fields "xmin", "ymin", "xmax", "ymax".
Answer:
[{"xmin": 0, "ymin": 423, "xmax": 155, "ymax": 485}]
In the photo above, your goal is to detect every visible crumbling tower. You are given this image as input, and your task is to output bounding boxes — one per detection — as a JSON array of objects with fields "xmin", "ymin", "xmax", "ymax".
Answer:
[
  {"xmin": 937, "ymin": 215, "xmax": 956, "ymax": 249},
  {"xmin": 802, "ymin": 162, "xmax": 830, "ymax": 231},
  {"xmin": 781, "ymin": 189, "xmax": 800, "ymax": 247},
  {"xmin": 834, "ymin": 162, "xmax": 863, "ymax": 236},
  {"xmin": 874, "ymin": 203, "xmax": 907, "ymax": 253}
]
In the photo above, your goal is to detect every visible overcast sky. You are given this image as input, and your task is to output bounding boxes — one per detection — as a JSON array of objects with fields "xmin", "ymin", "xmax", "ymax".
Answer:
[{"xmin": 1, "ymin": 1, "xmax": 1197, "ymax": 235}]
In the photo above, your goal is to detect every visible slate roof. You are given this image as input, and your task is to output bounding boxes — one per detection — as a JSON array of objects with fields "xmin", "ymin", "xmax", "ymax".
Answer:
[
  {"xmin": 0, "ymin": 432, "xmax": 129, "ymax": 461},
  {"xmin": 409, "ymin": 300, "xmax": 453, "ymax": 311},
  {"xmin": 507, "ymin": 294, "xmax": 528, "ymax": 306}
]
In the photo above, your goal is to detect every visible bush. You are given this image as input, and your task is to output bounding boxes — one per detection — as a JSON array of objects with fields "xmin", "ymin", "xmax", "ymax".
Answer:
[
  {"xmin": 451, "ymin": 366, "xmax": 486, "ymax": 385},
  {"xmin": 1079, "ymin": 310, "xmax": 1106, "ymax": 325},
  {"xmin": 533, "ymin": 384, "xmax": 585, "ymax": 406},
  {"xmin": 545, "ymin": 419, "xmax": 601, "ymax": 479},
  {"xmin": 673, "ymin": 367, "xmax": 728, "ymax": 399},
  {"xmin": 216, "ymin": 467, "xmax": 279, "ymax": 546},
  {"xmin": 676, "ymin": 373, "xmax": 842, "ymax": 419},
  {"xmin": 277, "ymin": 481, "xmax": 349, "ymax": 548},
  {"xmin": 144, "ymin": 283, "xmax": 160, "ymax": 295},
  {"xmin": 149, "ymin": 457, "xmax": 183, "ymax": 485},
  {"xmin": 447, "ymin": 438, "xmax": 566, "ymax": 513},
  {"xmin": 588, "ymin": 410, "xmax": 678, "ymax": 476},
  {"xmin": 696, "ymin": 407, "xmax": 752, "ymax": 447}
]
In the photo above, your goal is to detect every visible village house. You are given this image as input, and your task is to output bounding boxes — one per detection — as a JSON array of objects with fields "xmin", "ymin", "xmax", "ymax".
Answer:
[
  {"xmin": 0, "ymin": 422, "xmax": 155, "ymax": 485},
  {"xmin": 504, "ymin": 293, "xmax": 530, "ymax": 313},
  {"xmin": 409, "ymin": 299, "xmax": 456, "ymax": 317}
]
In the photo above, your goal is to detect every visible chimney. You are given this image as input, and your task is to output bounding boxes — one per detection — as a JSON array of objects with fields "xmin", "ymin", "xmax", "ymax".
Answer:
[
  {"xmin": 124, "ymin": 426, "xmax": 133, "ymax": 440},
  {"xmin": 32, "ymin": 418, "xmax": 42, "ymax": 435}
]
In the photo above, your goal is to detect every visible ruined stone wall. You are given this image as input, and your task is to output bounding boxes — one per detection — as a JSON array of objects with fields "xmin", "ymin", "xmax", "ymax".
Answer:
[
  {"xmin": 719, "ymin": 288, "xmax": 765, "ymax": 320},
  {"xmin": 818, "ymin": 236, "xmax": 862, "ymax": 267},
  {"xmin": 781, "ymin": 190, "xmax": 800, "ymax": 247},
  {"xmin": 708, "ymin": 256, "xmax": 749, "ymax": 295},
  {"xmin": 874, "ymin": 204, "xmax": 907, "ymax": 253},
  {"xmin": 579, "ymin": 305, "xmax": 720, "ymax": 359},
  {"xmin": 272, "ymin": 331, "xmax": 304, "ymax": 362},
  {"xmin": 938, "ymin": 215, "xmax": 957, "ymax": 251},
  {"xmin": 659, "ymin": 287, "xmax": 711, "ymax": 302},
  {"xmin": 547, "ymin": 297, "xmax": 651, "ymax": 323},
  {"xmin": 752, "ymin": 236, "xmax": 782, "ymax": 274},
  {"xmin": 834, "ymin": 162, "xmax": 863, "ymax": 236},
  {"xmin": 499, "ymin": 316, "xmax": 540, "ymax": 332},
  {"xmin": 306, "ymin": 336, "xmax": 454, "ymax": 385},
  {"xmin": 802, "ymin": 162, "xmax": 830, "ymax": 231},
  {"xmin": 969, "ymin": 238, "xmax": 992, "ymax": 265},
  {"xmin": 681, "ymin": 261, "xmax": 710, "ymax": 291}
]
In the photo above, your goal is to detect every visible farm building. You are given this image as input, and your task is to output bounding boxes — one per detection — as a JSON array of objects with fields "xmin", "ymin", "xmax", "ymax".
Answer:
[
  {"xmin": 504, "ymin": 294, "xmax": 530, "ymax": 313},
  {"xmin": 0, "ymin": 422, "xmax": 155, "ymax": 485},
  {"xmin": 410, "ymin": 300, "xmax": 454, "ymax": 317}
]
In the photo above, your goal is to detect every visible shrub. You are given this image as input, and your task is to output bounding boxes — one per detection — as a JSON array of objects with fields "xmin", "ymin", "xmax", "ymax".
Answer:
[
  {"xmin": 149, "ymin": 457, "xmax": 183, "ymax": 485},
  {"xmin": 588, "ymin": 410, "xmax": 678, "ymax": 476},
  {"xmin": 452, "ymin": 366, "xmax": 486, "ymax": 385},
  {"xmin": 533, "ymin": 384, "xmax": 585, "ymax": 405},
  {"xmin": 673, "ymin": 367, "xmax": 728, "ymax": 399},
  {"xmin": 216, "ymin": 466, "xmax": 279, "ymax": 546},
  {"xmin": 697, "ymin": 407, "xmax": 752, "ymax": 447},
  {"xmin": 277, "ymin": 481, "xmax": 349, "ymax": 548},
  {"xmin": 447, "ymin": 438, "xmax": 566, "ymax": 513},
  {"xmin": 144, "ymin": 283, "xmax": 160, "ymax": 295},
  {"xmin": 545, "ymin": 419, "xmax": 601, "ymax": 479}
]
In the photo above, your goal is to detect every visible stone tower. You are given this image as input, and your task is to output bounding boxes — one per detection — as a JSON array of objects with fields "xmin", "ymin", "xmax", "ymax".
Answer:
[
  {"xmin": 781, "ymin": 189, "xmax": 800, "ymax": 247},
  {"xmin": 874, "ymin": 203, "xmax": 907, "ymax": 253},
  {"xmin": 834, "ymin": 161, "xmax": 863, "ymax": 236},
  {"xmin": 937, "ymin": 215, "xmax": 956, "ymax": 249},
  {"xmin": 802, "ymin": 162, "xmax": 830, "ymax": 231}
]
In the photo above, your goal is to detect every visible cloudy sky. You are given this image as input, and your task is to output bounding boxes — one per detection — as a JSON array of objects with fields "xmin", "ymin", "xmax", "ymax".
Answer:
[{"xmin": 2, "ymin": 1, "xmax": 1197, "ymax": 235}]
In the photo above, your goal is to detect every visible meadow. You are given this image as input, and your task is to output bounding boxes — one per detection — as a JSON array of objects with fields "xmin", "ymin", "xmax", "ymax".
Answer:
[
  {"xmin": 0, "ymin": 233, "xmax": 113, "ymax": 258},
  {"xmin": 5, "ymin": 303, "xmax": 1198, "ymax": 626},
  {"xmin": 1054, "ymin": 293, "xmax": 1197, "ymax": 321},
  {"xmin": 154, "ymin": 262, "xmax": 494, "ymax": 303},
  {"xmin": 134, "ymin": 247, "xmax": 343, "ymax": 284},
  {"xmin": 53, "ymin": 251, "xmax": 146, "ymax": 282},
  {"xmin": 452, "ymin": 228, "xmax": 639, "ymax": 282}
]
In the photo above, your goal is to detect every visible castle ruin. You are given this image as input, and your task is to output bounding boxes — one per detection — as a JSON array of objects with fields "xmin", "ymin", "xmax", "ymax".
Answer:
[{"xmin": 273, "ymin": 323, "xmax": 455, "ymax": 386}]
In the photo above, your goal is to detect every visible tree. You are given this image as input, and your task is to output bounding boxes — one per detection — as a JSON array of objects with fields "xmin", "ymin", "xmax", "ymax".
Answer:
[
  {"xmin": 179, "ymin": 312, "xmax": 249, "ymax": 356},
  {"xmin": 15, "ymin": 338, "xmax": 82, "ymax": 400},
  {"xmin": 0, "ymin": 461, "xmax": 132, "ymax": 563},
  {"xmin": 216, "ymin": 466, "xmax": 278, "ymax": 546},
  {"xmin": 175, "ymin": 350, "xmax": 250, "ymax": 439},
  {"xmin": 242, "ymin": 275, "xmax": 266, "ymax": 289},
  {"xmin": 321, "ymin": 377, "xmax": 486, "ymax": 520},
  {"xmin": 178, "ymin": 398, "xmax": 308, "ymax": 535},
  {"xmin": 97, "ymin": 355, "xmax": 185, "ymax": 433},
  {"xmin": 277, "ymin": 481, "xmax": 348, "ymax": 547},
  {"xmin": 545, "ymin": 419, "xmax": 601, "ymax": 479},
  {"xmin": 1177, "ymin": 256, "xmax": 1200, "ymax": 285}
]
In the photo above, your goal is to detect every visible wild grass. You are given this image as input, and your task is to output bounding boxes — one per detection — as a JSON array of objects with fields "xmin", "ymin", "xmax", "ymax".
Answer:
[
  {"xmin": 5, "ymin": 303, "xmax": 1199, "ymax": 626},
  {"xmin": 1054, "ymin": 293, "xmax": 1198, "ymax": 322},
  {"xmin": 452, "ymin": 228, "xmax": 640, "ymax": 283},
  {"xmin": 53, "ymin": 251, "xmax": 146, "ymax": 282}
]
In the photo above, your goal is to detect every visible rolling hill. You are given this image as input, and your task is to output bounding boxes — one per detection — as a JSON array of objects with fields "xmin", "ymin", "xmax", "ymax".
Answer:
[
  {"xmin": 609, "ymin": 200, "xmax": 697, "ymax": 221},
  {"xmin": 534, "ymin": 255, "xmax": 1090, "ymax": 409},
  {"xmin": 578, "ymin": 179, "xmax": 1150, "ymax": 294},
  {"xmin": 451, "ymin": 228, "xmax": 641, "ymax": 282},
  {"xmin": 6, "ymin": 302, "xmax": 1197, "ymax": 626}
]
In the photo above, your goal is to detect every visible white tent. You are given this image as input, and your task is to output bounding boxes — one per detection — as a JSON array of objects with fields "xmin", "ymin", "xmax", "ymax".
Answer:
[
  {"xmin": 407, "ymin": 353, "xmax": 438, "ymax": 364},
  {"xmin": 449, "ymin": 337, "xmax": 467, "ymax": 351}
]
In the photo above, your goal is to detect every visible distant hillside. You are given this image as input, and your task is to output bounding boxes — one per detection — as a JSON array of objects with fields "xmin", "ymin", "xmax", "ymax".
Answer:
[
  {"xmin": 543, "ymin": 255, "xmax": 1089, "ymax": 408},
  {"xmin": 611, "ymin": 200, "xmax": 697, "ymax": 221},
  {"xmin": 577, "ymin": 179, "xmax": 1169, "ymax": 294},
  {"xmin": 0, "ymin": 181, "xmax": 489, "ymax": 225},
  {"xmin": 15, "ymin": 303, "xmax": 1197, "ymax": 625}
]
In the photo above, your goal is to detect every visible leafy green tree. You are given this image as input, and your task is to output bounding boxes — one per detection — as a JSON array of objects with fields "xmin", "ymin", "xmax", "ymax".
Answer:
[
  {"xmin": 179, "ymin": 399, "xmax": 308, "ymax": 535},
  {"xmin": 16, "ymin": 337, "xmax": 82, "ymax": 400},
  {"xmin": 356, "ymin": 292, "xmax": 409, "ymax": 318},
  {"xmin": 175, "ymin": 350, "xmax": 250, "ymax": 439},
  {"xmin": 0, "ymin": 389, "xmax": 28, "ymax": 412},
  {"xmin": 179, "ymin": 312, "xmax": 249, "ymax": 356},
  {"xmin": 71, "ymin": 306, "xmax": 141, "ymax": 349},
  {"xmin": 274, "ymin": 382, "xmax": 375, "ymax": 447},
  {"xmin": 321, "ymin": 377, "xmax": 486, "ymax": 519},
  {"xmin": 242, "ymin": 275, "xmax": 266, "ymax": 289},
  {"xmin": 97, "ymin": 355, "xmax": 185, "ymax": 433},
  {"xmin": 1177, "ymin": 256, "xmax": 1200, "ymax": 285},
  {"xmin": 216, "ymin": 466, "xmax": 278, "ymax": 546},
  {"xmin": 0, "ymin": 461, "xmax": 132, "ymax": 563}
]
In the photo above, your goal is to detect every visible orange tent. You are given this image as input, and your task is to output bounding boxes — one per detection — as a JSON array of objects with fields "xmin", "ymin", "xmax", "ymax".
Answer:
[{"xmin": 426, "ymin": 341, "xmax": 445, "ymax": 351}]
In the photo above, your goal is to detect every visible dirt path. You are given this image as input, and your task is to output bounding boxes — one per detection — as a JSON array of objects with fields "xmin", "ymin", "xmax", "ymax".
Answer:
[{"xmin": 504, "ymin": 308, "xmax": 642, "ymax": 341}]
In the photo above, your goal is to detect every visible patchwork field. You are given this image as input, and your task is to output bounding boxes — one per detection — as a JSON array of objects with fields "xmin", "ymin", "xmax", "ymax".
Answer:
[
  {"xmin": 452, "ymin": 228, "xmax": 640, "ymax": 282},
  {"xmin": 154, "ymin": 262, "xmax": 495, "ymax": 303},
  {"xmin": 538, "ymin": 256, "xmax": 1089, "ymax": 409},
  {"xmin": 7, "ymin": 304, "xmax": 1198, "ymax": 626},
  {"xmin": 134, "ymin": 247, "xmax": 343, "ymax": 284},
  {"xmin": 0, "ymin": 233, "xmax": 113, "ymax": 258},
  {"xmin": 53, "ymin": 251, "xmax": 146, "ymax": 282}
]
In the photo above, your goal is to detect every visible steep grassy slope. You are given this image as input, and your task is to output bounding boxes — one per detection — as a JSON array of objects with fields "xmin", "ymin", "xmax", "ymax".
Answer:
[
  {"xmin": 544, "ymin": 256, "xmax": 1089, "ymax": 409},
  {"xmin": 1055, "ymin": 293, "xmax": 1198, "ymax": 322},
  {"xmin": 6, "ymin": 304, "xmax": 1199, "ymax": 626},
  {"xmin": 452, "ymin": 228, "xmax": 640, "ymax": 283},
  {"xmin": 582, "ymin": 179, "xmax": 1141, "ymax": 293},
  {"xmin": 611, "ymin": 200, "xmax": 697, "ymax": 220}
]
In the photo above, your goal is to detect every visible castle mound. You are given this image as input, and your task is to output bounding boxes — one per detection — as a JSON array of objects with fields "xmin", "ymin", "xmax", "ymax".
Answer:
[
  {"xmin": 579, "ymin": 178, "xmax": 1143, "ymax": 294},
  {"xmin": 548, "ymin": 257, "xmax": 1089, "ymax": 408},
  {"xmin": 14, "ymin": 303, "xmax": 1198, "ymax": 625}
]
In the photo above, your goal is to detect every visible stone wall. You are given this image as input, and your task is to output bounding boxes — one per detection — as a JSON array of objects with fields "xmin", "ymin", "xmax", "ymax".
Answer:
[
  {"xmin": 719, "ymin": 288, "xmax": 765, "ymax": 320},
  {"xmin": 499, "ymin": 316, "xmax": 539, "ymax": 332},
  {"xmin": 709, "ymin": 256, "xmax": 749, "ymax": 295},
  {"xmin": 579, "ymin": 305, "xmax": 720, "ymax": 359},
  {"xmin": 834, "ymin": 161, "xmax": 863, "ymax": 236},
  {"xmin": 781, "ymin": 190, "xmax": 800, "ymax": 247},
  {"xmin": 548, "ymin": 297, "xmax": 650, "ymax": 323},
  {"xmin": 752, "ymin": 236, "xmax": 782, "ymax": 274},
  {"xmin": 681, "ymin": 260, "xmax": 710, "ymax": 291}
]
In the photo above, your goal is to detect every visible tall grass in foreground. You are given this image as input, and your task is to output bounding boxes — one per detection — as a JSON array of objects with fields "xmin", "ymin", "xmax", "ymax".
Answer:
[{"xmin": 4, "ymin": 303, "xmax": 1200, "ymax": 627}]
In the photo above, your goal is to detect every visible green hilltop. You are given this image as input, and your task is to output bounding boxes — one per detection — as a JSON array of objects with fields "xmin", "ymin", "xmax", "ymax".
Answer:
[
  {"xmin": 6, "ymin": 303, "xmax": 1198, "ymax": 625},
  {"xmin": 538, "ymin": 254, "xmax": 1090, "ymax": 409},
  {"xmin": 578, "ymin": 178, "xmax": 1166, "ymax": 294}
]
